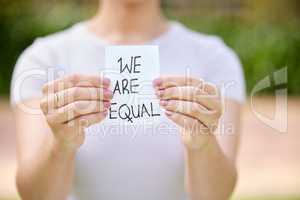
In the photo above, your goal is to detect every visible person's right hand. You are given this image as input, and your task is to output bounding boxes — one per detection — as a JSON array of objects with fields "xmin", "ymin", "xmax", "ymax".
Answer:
[{"xmin": 40, "ymin": 74, "xmax": 113, "ymax": 152}]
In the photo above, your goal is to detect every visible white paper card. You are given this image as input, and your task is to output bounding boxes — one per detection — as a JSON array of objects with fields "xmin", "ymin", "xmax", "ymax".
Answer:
[{"xmin": 105, "ymin": 46, "xmax": 161, "ymax": 125}]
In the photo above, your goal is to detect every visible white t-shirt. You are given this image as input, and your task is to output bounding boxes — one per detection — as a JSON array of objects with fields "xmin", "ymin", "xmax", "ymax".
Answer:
[{"xmin": 11, "ymin": 21, "xmax": 245, "ymax": 200}]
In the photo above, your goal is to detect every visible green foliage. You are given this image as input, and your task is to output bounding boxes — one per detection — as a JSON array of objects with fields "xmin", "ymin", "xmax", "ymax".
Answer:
[
  {"xmin": 173, "ymin": 15, "xmax": 300, "ymax": 95},
  {"xmin": 0, "ymin": 2, "xmax": 92, "ymax": 95},
  {"xmin": 0, "ymin": 3, "xmax": 299, "ymax": 96}
]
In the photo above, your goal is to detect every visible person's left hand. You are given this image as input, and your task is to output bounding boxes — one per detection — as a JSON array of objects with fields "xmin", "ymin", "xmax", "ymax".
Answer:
[{"xmin": 153, "ymin": 76, "xmax": 222, "ymax": 151}]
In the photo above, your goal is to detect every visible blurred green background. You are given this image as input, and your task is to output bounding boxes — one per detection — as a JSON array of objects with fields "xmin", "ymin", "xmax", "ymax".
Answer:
[{"xmin": 0, "ymin": 0, "xmax": 300, "ymax": 96}]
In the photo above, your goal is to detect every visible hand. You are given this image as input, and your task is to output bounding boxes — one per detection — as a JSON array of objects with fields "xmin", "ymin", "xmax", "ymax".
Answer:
[
  {"xmin": 153, "ymin": 76, "xmax": 222, "ymax": 151},
  {"xmin": 40, "ymin": 74, "xmax": 113, "ymax": 152}
]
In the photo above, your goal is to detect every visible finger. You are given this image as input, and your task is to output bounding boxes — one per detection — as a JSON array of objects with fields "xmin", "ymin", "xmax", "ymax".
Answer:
[
  {"xmin": 47, "ymin": 87, "xmax": 113, "ymax": 110},
  {"xmin": 165, "ymin": 110, "xmax": 213, "ymax": 149},
  {"xmin": 203, "ymin": 82, "xmax": 219, "ymax": 96},
  {"xmin": 42, "ymin": 74, "xmax": 111, "ymax": 94},
  {"xmin": 156, "ymin": 86, "xmax": 220, "ymax": 110},
  {"xmin": 165, "ymin": 110, "xmax": 209, "ymax": 134},
  {"xmin": 160, "ymin": 100, "xmax": 219, "ymax": 128},
  {"xmin": 153, "ymin": 76, "xmax": 203, "ymax": 89},
  {"xmin": 67, "ymin": 111, "xmax": 108, "ymax": 128},
  {"xmin": 47, "ymin": 100, "xmax": 110, "ymax": 124},
  {"xmin": 40, "ymin": 97, "xmax": 50, "ymax": 114}
]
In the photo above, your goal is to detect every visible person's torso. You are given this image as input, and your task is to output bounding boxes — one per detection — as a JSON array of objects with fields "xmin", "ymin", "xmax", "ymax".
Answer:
[
  {"xmin": 63, "ymin": 23, "xmax": 203, "ymax": 200},
  {"xmin": 19, "ymin": 21, "xmax": 241, "ymax": 200}
]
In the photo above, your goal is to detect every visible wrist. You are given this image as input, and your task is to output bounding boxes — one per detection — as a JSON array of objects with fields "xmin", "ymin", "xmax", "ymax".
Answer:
[
  {"xmin": 184, "ymin": 134, "xmax": 216, "ymax": 155},
  {"xmin": 49, "ymin": 137, "xmax": 78, "ymax": 159}
]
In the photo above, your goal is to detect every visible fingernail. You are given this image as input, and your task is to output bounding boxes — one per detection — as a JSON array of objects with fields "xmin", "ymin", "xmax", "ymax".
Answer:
[
  {"xmin": 153, "ymin": 78, "xmax": 162, "ymax": 88},
  {"xmin": 103, "ymin": 77, "xmax": 111, "ymax": 87},
  {"xmin": 104, "ymin": 89, "xmax": 113, "ymax": 98},
  {"xmin": 165, "ymin": 110, "xmax": 172, "ymax": 116},
  {"xmin": 160, "ymin": 100, "xmax": 168, "ymax": 106},
  {"xmin": 104, "ymin": 101, "xmax": 111, "ymax": 109},
  {"xmin": 155, "ymin": 89, "xmax": 164, "ymax": 97}
]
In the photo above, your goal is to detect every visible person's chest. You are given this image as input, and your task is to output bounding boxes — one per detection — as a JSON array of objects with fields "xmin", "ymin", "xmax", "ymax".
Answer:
[{"xmin": 57, "ymin": 43, "xmax": 193, "ymax": 198}]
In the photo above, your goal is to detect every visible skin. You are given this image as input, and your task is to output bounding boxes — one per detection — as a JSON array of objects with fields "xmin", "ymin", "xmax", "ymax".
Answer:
[
  {"xmin": 153, "ymin": 77, "xmax": 240, "ymax": 200},
  {"xmin": 15, "ymin": 74, "xmax": 113, "ymax": 200},
  {"xmin": 14, "ymin": 0, "xmax": 242, "ymax": 200}
]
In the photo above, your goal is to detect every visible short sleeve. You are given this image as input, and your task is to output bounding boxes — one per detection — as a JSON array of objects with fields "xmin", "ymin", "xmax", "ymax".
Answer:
[
  {"xmin": 204, "ymin": 40, "xmax": 246, "ymax": 103},
  {"xmin": 10, "ymin": 39, "xmax": 57, "ymax": 105}
]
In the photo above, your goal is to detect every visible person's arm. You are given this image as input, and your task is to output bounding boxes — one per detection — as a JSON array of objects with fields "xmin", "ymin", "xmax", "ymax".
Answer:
[
  {"xmin": 153, "ymin": 76, "xmax": 241, "ymax": 200},
  {"xmin": 14, "ymin": 74, "xmax": 112, "ymax": 200},
  {"xmin": 15, "ymin": 102, "xmax": 76, "ymax": 200},
  {"xmin": 183, "ymin": 100, "xmax": 240, "ymax": 200}
]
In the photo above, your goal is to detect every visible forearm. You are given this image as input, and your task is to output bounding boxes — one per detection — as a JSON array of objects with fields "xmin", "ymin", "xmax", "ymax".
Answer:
[
  {"xmin": 17, "ymin": 137, "xmax": 76, "ymax": 200},
  {"xmin": 184, "ymin": 135, "xmax": 237, "ymax": 200},
  {"xmin": 15, "ymin": 75, "xmax": 111, "ymax": 200}
]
